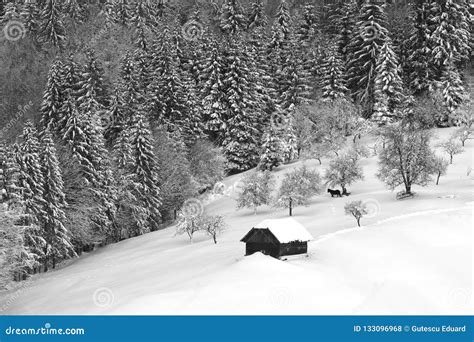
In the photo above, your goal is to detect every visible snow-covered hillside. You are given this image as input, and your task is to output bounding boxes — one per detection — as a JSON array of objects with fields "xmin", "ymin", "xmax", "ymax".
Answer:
[{"xmin": 0, "ymin": 128, "xmax": 472, "ymax": 315}]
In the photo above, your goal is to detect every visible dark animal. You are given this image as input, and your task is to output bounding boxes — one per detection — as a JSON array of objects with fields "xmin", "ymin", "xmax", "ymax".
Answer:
[{"xmin": 327, "ymin": 189, "xmax": 342, "ymax": 197}]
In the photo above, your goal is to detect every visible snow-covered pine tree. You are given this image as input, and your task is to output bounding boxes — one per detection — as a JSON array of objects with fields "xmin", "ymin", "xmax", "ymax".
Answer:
[
  {"xmin": 259, "ymin": 128, "xmax": 284, "ymax": 171},
  {"xmin": 296, "ymin": 4, "xmax": 318, "ymax": 44},
  {"xmin": 346, "ymin": 0, "xmax": 389, "ymax": 117},
  {"xmin": 20, "ymin": 0, "xmax": 40, "ymax": 35},
  {"xmin": 222, "ymin": 39, "xmax": 261, "ymax": 172},
  {"xmin": 130, "ymin": 0, "xmax": 151, "ymax": 50},
  {"xmin": 40, "ymin": 129, "xmax": 74, "ymax": 269},
  {"xmin": 147, "ymin": 46, "xmax": 188, "ymax": 134},
  {"xmin": 63, "ymin": 0, "xmax": 86, "ymax": 25},
  {"xmin": 247, "ymin": 0, "xmax": 267, "ymax": 30},
  {"xmin": 114, "ymin": 0, "xmax": 132, "ymax": 27},
  {"xmin": 321, "ymin": 47, "xmax": 348, "ymax": 101},
  {"xmin": 38, "ymin": 0, "xmax": 66, "ymax": 49},
  {"xmin": 103, "ymin": 0, "xmax": 116, "ymax": 26},
  {"xmin": 0, "ymin": 143, "xmax": 21, "ymax": 207},
  {"xmin": 270, "ymin": 0, "xmax": 292, "ymax": 49},
  {"xmin": 199, "ymin": 39, "xmax": 228, "ymax": 143},
  {"xmin": 406, "ymin": 0, "xmax": 436, "ymax": 94},
  {"xmin": 128, "ymin": 111, "xmax": 162, "ymax": 233},
  {"xmin": 76, "ymin": 49, "xmax": 109, "ymax": 114},
  {"xmin": 333, "ymin": 0, "xmax": 358, "ymax": 63},
  {"xmin": 16, "ymin": 122, "xmax": 47, "ymax": 267},
  {"xmin": 275, "ymin": 42, "xmax": 311, "ymax": 110},
  {"xmin": 104, "ymin": 87, "xmax": 125, "ymax": 146},
  {"xmin": 40, "ymin": 58, "xmax": 64, "ymax": 133},
  {"xmin": 1, "ymin": 1, "xmax": 20, "ymax": 24},
  {"xmin": 62, "ymin": 54, "xmax": 81, "ymax": 97},
  {"xmin": 430, "ymin": 0, "xmax": 471, "ymax": 69},
  {"xmin": 439, "ymin": 62, "xmax": 465, "ymax": 117},
  {"xmin": 220, "ymin": 0, "xmax": 246, "ymax": 34},
  {"xmin": 373, "ymin": 39, "xmax": 404, "ymax": 123}
]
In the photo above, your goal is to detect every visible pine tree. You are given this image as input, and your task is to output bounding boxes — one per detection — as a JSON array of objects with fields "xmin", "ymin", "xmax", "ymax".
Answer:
[
  {"xmin": 147, "ymin": 47, "xmax": 188, "ymax": 133},
  {"xmin": 270, "ymin": 0, "xmax": 291, "ymax": 49},
  {"xmin": 130, "ymin": 0, "xmax": 151, "ymax": 50},
  {"xmin": 16, "ymin": 122, "xmax": 47, "ymax": 266},
  {"xmin": 430, "ymin": 0, "xmax": 471, "ymax": 68},
  {"xmin": 222, "ymin": 40, "xmax": 261, "ymax": 172},
  {"xmin": 1, "ymin": 2, "xmax": 20, "ymax": 23},
  {"xmin": 321, "ymin": 47, "xmax": 348, "ymax": 101},
  {"xmin": 247, "ymin": 0, "xmax": 267, "ymax": 30},
  {"xmin": 406, "ymin": 0, "xmax": 436, "ymax": 94},
  {"xmin": 20, "ymin": 0, "xmax": 40, "ymax": 35},
  {"xmin": 41, "ymin": 58, "xmax": 64, "ymax": 133},
  {"xmin": 275, "ymin": 43, "xmax": 311, "ymax": 110},
  {"xmin": 220, "ymin": 0, "xmax": 246, "ymax": 34},
  {"xmin": 63, "ymin": 0, "xmax": 86, "ymax": 25},
  {"xmin": 128, "ymin": 111, "xmax": 162, "ymax": 233},
  {"xmin": 440, "ymin": 63, "xmax": 465, "ymax": 116},
  {"xmin": 373, "ymin": 40, "xmax": 404, "ymax": 123},
  {"xmin": 104, "ymin": 87, "xmax": 126, "ymax": 145},
  {"xmin": 40, "ymin": 129, "xmax": 74, "ymax": 269},
  {"xmin": 0, "ymin": 143, "xmax": 21, "ymax": 207},
  {"xmin": 259, "ymin": 129, "xmax": 284, "ymax": 171},
  {"xmin": 103, "ymin": 0, "xmax": 116, "ymax": 26},
  {"xmin": 297, "ymin": 4, "xmax": 318, "ymax": 44},
  {"xmin": 199, "ymin": 40, "xmax": 228, "ymax": 143},
  {"xmin": 76, "ymin": 49, "xmax": 109, "ymax": 114},
  {"xmin": 62, "ymin": 54, "xmax": 81, "ymax": 96},
  {"xmin": 114, "ymin": 0, "xmax": 132, "ymax": 27},
  {"xmin": 335, "ymin": 0, "xmax": 358, "ymax": 63},
  {"xmin": 346, "ymin": 0, "xmax": 389, "ymax": 117},
  {"xmin": 38, "ymin": 0, "xmax": 66, "ymax": 48}
]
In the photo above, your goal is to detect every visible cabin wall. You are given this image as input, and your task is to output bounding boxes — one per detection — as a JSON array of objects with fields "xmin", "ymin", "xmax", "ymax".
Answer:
[
  {"xmin": 279, "ymin": 242, "xmax": 308, "ymax": 257},
  {"xmin": 246, "ymin": 242, "xmax": 280, "ymax": 258}
]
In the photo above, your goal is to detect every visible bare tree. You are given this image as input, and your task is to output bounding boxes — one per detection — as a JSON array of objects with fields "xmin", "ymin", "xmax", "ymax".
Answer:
[
  {"xmin": 439, "ymin": 138, "xmax": 464, "ymax": 164},
  {"xmin": 344, "ymin": 201, "xmax": 368, "ymax": 227},
  {"xmin": 377, "ymin": 125, "xmax": 437, "ymax": 197}
]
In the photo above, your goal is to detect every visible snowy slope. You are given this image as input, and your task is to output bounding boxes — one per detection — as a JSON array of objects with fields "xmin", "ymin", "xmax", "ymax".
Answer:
[{"xmin": 0, "ymin": 128, "xmax": 472, "ymax": 315}]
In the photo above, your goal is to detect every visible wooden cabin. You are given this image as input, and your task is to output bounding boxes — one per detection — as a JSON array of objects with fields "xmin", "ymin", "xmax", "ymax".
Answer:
[{"xmin": 240, "ymin": 218, "xmax": 313, "ymax": 259}]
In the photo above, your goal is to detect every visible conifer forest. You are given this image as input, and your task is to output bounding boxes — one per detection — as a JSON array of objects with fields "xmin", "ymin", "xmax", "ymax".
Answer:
[{"xmin": 0, "ymin": 0, "xmax": 472, "ymax": 313}]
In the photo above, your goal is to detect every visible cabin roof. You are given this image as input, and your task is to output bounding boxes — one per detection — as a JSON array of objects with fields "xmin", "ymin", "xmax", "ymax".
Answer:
[{"xmin": 241, "ymin": 218, "xmax": 313, "ymax": 244}]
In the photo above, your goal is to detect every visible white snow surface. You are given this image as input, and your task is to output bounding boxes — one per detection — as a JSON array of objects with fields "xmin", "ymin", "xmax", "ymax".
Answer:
[
  {"xmin": 0, "ymin": 128, "xmax": 472, "ymax": 315},
  {"xmin": 250, "ymin": 217, "xmax": 314, "ymax": 243}
]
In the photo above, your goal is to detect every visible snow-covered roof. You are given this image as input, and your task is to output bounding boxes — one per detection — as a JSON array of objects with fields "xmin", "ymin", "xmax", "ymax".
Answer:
[{"xmin": 251, "ymin": 218, "xmax": 313, "ymax": 243}]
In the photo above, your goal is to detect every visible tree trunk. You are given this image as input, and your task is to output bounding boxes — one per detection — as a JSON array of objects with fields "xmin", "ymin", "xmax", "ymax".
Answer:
[
  {"xmin": 213, "ymin": 234, "xmax": 217, "ymax": 244},
  {"xmin": 289, "ymin": 198, "xmax": 293, "ymax": 217},
  {"xmin": 356, "ymin": 217, "xmax": 360, "ymax": 227},
  {"xmin": 317, "ymin": 158, "xmax": 322, "ymax": 165},
  {"xmin": 450, "ymin": 154, "xmax": 453, "ymax": 164},
  {"xmin": 253, "ymin": 207, "xmax": 257, "ymax": 215},
  {"xmin": 436, "ymin": 172, "xmax": 441, "ymax": 185},
  {"xmin": 405, "ymin": 184, "xmax": 411, "ymax": 195}
]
